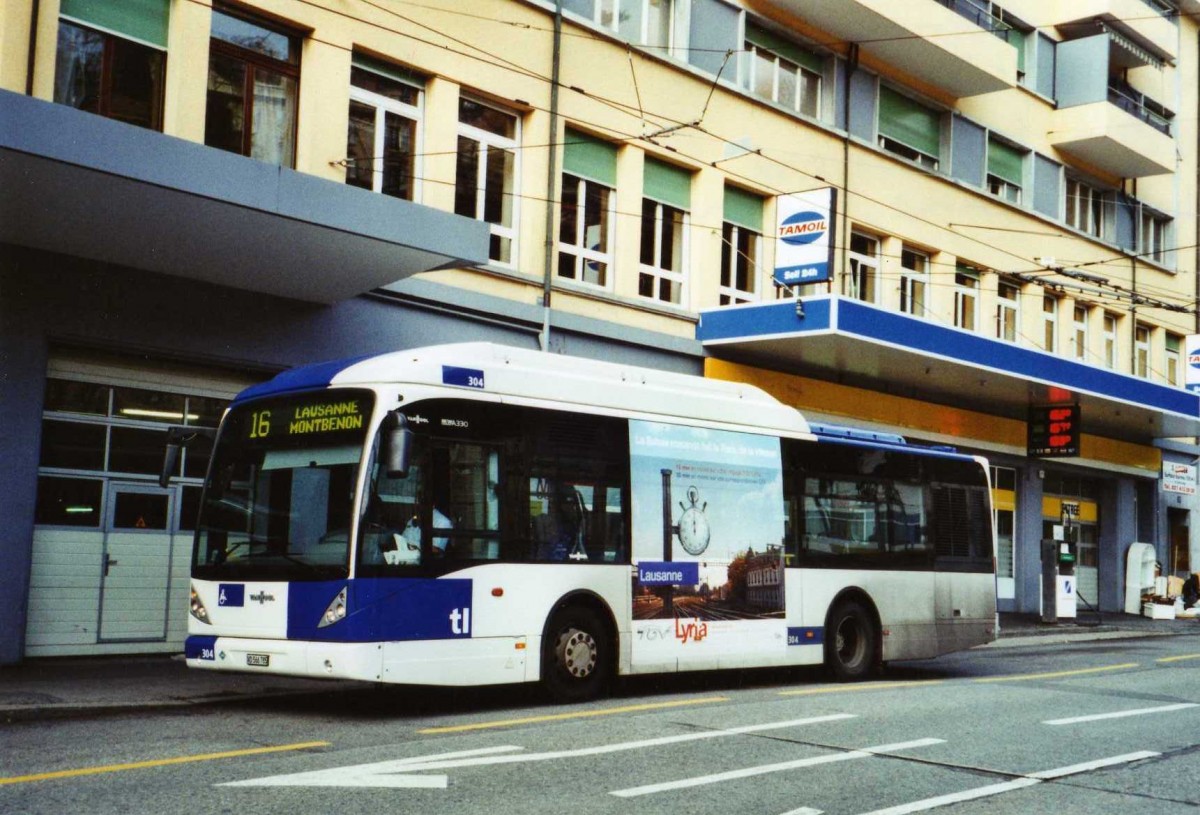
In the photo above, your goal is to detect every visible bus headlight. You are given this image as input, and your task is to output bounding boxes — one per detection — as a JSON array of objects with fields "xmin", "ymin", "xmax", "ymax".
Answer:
[
  {"xmin": 318, "ymin": 587, "xmax": 348, "ymax": 628},
  {"xmin": 190, "ymin": 585, "xmax": 211, "ymax": 624}
]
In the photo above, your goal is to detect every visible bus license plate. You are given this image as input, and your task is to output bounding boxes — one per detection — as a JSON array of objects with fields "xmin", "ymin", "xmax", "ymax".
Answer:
[{"xmin": 246, "ymin": 653, "xmax": 270, "ymax": 667}]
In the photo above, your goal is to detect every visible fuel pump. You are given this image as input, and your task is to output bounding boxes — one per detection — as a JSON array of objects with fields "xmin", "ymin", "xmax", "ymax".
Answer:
[{"xmin": 1040, "ymin": 505, "xmax": 1079, "ymax": 622}]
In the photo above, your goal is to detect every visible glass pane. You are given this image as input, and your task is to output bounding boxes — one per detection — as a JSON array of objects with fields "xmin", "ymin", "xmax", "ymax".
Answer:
[
  {"xmin": 489, "ymin": 233, "xmax": 511, "ymax": 265},
  {"xmin": 109, "ymin": 426, "xmax": 168, "ymax": 475},
  {"xmin": 41, "ymin": 420, "xmax": 106, "ymax": 470},
  {"xmin": 455, "ymin": 136, "xmax": 480, "ymax": 217},
  {"xmin": 250, "ymin": 68, "xmax": 297, "ymax": 166},
  {"xmin": 44, "ymin": 379, "xmax": 109, "ymax": 415},
  {"xmin": 112, "ymin": 387, "xmax": 186, "ymax": 424},
  {"xmin": 639, "ymin": 198, "xmax": 657, "ymax": 265},
  {"xmin": 799, "ymin": 70, "xmax": 820, "ymax": 118},
  {"xmin": 54, "ymin": 21, "xmax": 104, "ymax": 113},
  {"xmin": 583, "ymin": 182, "xmax": 610, "ymax": 252},
  {"xmin": 108, "ymin": 35, "xmax": 165, "ymax": 129},
  {"xmin": 645, "ymin": 0, "xmax": 671, "ymax": 47},
  {"xmin": 382, "ymin": 111, "xmax": 415, "ymax": 200},
  {"xmin": 753, "ymin": 51, "xmax": 774, "ymax": 99},
  {"xmin": 112, "ymin": 491, "xmax": 170, "ymax": 530},
  {"xmin": 778, "ymin": 61, "xmax": 798, "ymax": 110},
  {"xmin": 350, "ymin": 66, "xmax": 418, "ymax": 104},
  {"xmin": 211, "ymin": 9, "xmax": 296, "ymax": 63},
  {"xmin": 483, "ymin": 145, "xmax": 514, "ymax": 227},
  {"xmin": 180, "ymin": 485, "xmax": 204, "ymax": 531},
  {"xmin": 346, "ymin": 100, "xmax": 376, "ymax": 191},
  {"xmin": 205, "ymin": 51, "xmax": 247, "ymax": 155},
  {"xmin": 183, "ymin": 432, "xmax": 215, "ymax": 479},
  {"xmin": 35, "ymin": 476, "xmax": 103, "ymax": 527},
  {"xmin": 186, "ymin": 396, "xmax": 227, "ymax": 428},
  {"xmin": 558, "ymin": 251, "xmax": 579, "ymax": 280},
  {"xmin": 559, "ymin": 175, "xmax": 580, "ymax": 244},
  {"xmin": 458, "ymin": 98, "xmax": 515, "ymax": 138},
  {"xmin": 582, "ymin": 259, "xmax": 607, "ymax": 287}
]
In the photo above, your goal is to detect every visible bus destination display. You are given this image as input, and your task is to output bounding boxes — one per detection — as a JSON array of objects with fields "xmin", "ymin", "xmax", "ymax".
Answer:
[{"xmin": 240, "ymin": 393, "xmax": 370, "ymax": 442}]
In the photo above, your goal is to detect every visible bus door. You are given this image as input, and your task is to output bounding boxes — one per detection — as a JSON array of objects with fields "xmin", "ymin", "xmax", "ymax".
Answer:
[{"xmin": 98, "ymin": 483, "xmax": 175, "ymax": 642}]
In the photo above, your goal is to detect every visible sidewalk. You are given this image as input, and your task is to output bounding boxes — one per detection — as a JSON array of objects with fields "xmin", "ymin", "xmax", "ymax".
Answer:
[{"xmin": 2, "ymin": 612, "xmax": 1198, "ymax": 723}]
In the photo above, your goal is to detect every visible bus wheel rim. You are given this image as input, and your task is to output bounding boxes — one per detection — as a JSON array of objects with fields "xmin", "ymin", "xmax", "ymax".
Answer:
[
  {"xmin": 556, "ymin": 627, "xmax": 597, "ymax": 679},
  {"xmin": 836, "ymin": 617, "xmax": 862, "ymax": 664}
]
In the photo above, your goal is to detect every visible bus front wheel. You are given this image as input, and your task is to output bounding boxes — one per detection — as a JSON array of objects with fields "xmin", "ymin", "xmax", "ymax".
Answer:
[
  {"xmin": 825, "ymin": 600, "xmax": 879, "ymax": 682},
  {"xmin": 542, "ymin": 605, "xmax": 611, "ymax": 702}
]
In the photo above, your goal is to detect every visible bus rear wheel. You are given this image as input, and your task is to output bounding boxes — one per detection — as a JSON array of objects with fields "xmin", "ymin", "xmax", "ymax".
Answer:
[
  {"xmin": 825, "ymin": 600, "xmax": 879, "ymax": 682},
  {"xmin": 542, "ymin": 606, "xmax": 611, "ymax": 702}
]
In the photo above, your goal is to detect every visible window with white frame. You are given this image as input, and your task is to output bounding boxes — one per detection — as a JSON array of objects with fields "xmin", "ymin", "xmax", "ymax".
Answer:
[
  {"xmin": 1042, "ymin": 294, "xmax": 1058, "ymax": 353},
  {"xmin": 558, "ymin": 129, "xmax": 617, "ymax": 289},
  {"xmin": 639, "ymin": 158, "xmax": 690, "ymax": 305},
  {"xmin": 878, "ymin": 86, "xmax": 941, "ymax": 170},
  {"xmin": 954, "ymin": 265, "xmax": 980, "ymax": 331},
  {"xmin": 1135, "ymin": 323, "xmax": 1150, "ymax": 378},
  {"xmin": 899, "ymin": 247, "xmax": 928, "ymax": 317},
  {"xmin": 1072, "ymin": 304, "xmax": 1089, "ymax": 362},
  {"xmin": 1140, "ymin": 209, "xmax": 1171, "ymax": 265},
  {"xmin": 455, "ymin": 96, "xmax": 520, "ymax": 266},
  {"xmin": 845, "ymin": 233, "xmax": 879, "ymax": 304},
  {"xmin": 1103, "ymin": 312, "xmax": 1118, "ymax": 369},
  {"xmin": 720, "ymin": 186, "xmax": 763, "ymax": 305},
  {"xmin": 742, "ymin": 21, "xmax": 821, "ymax": 119},
  {"xmin": 997, "ymin": 279, "xmax": 1020, "ymax": 342},
  {"xmin": 1065, "ymin": 177, "xmax": 1106, "ymax": 239},
  {"xmin": 346, "ymin": 57, "xmax": 422, "ymax": 201},
  {"xmin": 1167, "ymin": 333, "xmax": 1181, "ymax": 386},
  {"xmin": 592, "ymin": 0, "xmax": 688, "ymax": 55}
]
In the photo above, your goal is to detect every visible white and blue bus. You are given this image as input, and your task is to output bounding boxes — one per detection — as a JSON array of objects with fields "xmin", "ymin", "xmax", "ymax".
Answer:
[{"xmin": 172, "ymin": 343, "xmax": 996, "ymax": 701}]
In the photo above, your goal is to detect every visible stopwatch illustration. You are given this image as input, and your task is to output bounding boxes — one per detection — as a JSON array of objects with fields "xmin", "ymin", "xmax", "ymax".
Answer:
[{"xmin": 676, "ymin": 485, "xmax": 710, "ymax": 556}]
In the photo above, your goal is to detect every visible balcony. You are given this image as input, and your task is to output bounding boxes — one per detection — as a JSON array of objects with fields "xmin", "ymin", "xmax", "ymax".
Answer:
[
  {"xmin": 1053, "ymin": 0, "xmax": 1177, "ymax": 65},
  {"xmin": 770, "ymin": 0, "xmax": 1016, "ymax": 97}
]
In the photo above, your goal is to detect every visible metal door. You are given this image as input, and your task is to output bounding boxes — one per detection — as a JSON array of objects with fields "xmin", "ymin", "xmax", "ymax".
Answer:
[{"xmin": 98, "ymin": 483, "xmax": 175, "ymax": 642}]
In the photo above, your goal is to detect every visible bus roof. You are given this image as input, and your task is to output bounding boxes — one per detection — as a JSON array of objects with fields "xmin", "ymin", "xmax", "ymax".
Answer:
[{"xmin": 236, "ymin": 343, "xmax": 811, "ymax": 436}]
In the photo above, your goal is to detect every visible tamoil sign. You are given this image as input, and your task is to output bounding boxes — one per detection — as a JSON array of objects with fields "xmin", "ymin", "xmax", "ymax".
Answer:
[
  {"xmin": 775, "ymin": 187, "xmax": 837, "ymax": 287},
  {"xmin": 1186, "ymin": 334, "xmax": 1200, "ymax": 393}
]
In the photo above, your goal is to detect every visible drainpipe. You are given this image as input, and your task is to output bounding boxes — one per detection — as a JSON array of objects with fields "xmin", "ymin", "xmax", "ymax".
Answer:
[
  {"xmin": 26, "ymin": 0, "xmax": 40, "ymax": 96},
  {"xmin": 539, "ymin": 0, "xmax": 563, "ymax": 352},
  {"xmin": 839, "ymin": 44, "xmax": 859, "ymax": 296}
]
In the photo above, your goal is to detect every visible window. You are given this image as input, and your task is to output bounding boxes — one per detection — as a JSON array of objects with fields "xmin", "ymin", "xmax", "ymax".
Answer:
[
  {"xmin": 1167, "ymin": 333, "xmax": 1181, "ymax": 386},
  {"xmin": 346, "ymin": 58, "xmax": 423, "ymax": 201},
  {"xmin": 720, "ymin": 186, "xmax": 763, "ymax": 305},
  {"xmin": 54, "ymin": 0, "xmax": 168, "ymax": 131},
  {"xmin": 1135, "ymin": 324, "xmax": 1150, "ymax": 378},
  {"xmin": 845, "ymin": 233, "xmax": 879, "ymax": 304},
  {"xmin": 578, "ymin": 0, "xmax": 688, "ymax": 56},
  {"xmin": 899, "ymin": 247, "xmax": 928, "ymax": 317},
  {"xmin": 639, "ymin": 158, "xmax": 690, "ymax": 305},
  {"xmin": 997, "ymin": 279, "xmax": 1020, "ymax": 342},
  {"xmin": 1140, "ymin": 210, "xmax": 1171, "ymax": 265},
  {"xmin": 987, "ymin": 137, "xmax": 1023, "ymax": 204},
  {"xmin": 953, "ymin": 266, "xmax": 979, "ymax": 331},
  {"xmin": 205, "ymin": 6, "xmax": 300, "ymax": 167},
  {"xmin": 1103, "ymin": 313, "xmax": 1118, "ymax": 369},
  {"xmin": 1072, "ymin": 304, "xmax": 1089, "ymax": 362},
  {"xmin": 559, "ymin": 130, "xmax": 617, "ymax": 289},
  {"xmin": 1065, "ymin": 177, "xmax": 1107, "ymax": 239},
  {"xmin": 878, "ymin": 86, "xmax": 941, "ymax": 170},
  {"xmin": 1042, "ymin": 295, "xmax": 1058, "ymax": 353},
  {"xmin": 455, "ymin": 96, "xmax": 520, "ymax": 266},
  {"xmin": 743, "ymin": 22, "xmax": 821, "ymax": 118}
]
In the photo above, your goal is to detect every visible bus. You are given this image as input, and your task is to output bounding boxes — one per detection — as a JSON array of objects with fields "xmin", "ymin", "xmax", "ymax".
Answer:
[{"xmin": 168, "ymin": 342, "xmax": 996, "ymax": 701}]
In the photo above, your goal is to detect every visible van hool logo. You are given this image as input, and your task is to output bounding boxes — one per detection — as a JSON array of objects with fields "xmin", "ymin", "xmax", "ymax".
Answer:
[
  {"xmin": 250, "ymin": 591, "xmax": 276, "ymax": 605},
  {"xmin": 779, "ymin": 210, "xmax": 827, "ymax": 245}
]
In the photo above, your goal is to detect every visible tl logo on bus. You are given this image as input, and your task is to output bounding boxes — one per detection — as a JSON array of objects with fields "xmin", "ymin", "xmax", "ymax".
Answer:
[{"xmin": 779, "ymin": 211, "xmax": 828, "ymax": 246}]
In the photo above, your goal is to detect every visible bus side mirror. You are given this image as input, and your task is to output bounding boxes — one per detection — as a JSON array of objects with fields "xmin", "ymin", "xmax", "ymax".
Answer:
[
  {"xmin": 383, "ymin": 411, "xmax": 413, "ymax": 478},
  {"xmin": 159, "ymin": 426, "xmax": 216, "ymax": 488}
]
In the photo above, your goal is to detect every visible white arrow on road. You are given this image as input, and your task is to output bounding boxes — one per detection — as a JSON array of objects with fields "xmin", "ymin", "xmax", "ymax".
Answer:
[{"xmin": 221, "ymin": 713, "xmax": 855, "ymax": 789}]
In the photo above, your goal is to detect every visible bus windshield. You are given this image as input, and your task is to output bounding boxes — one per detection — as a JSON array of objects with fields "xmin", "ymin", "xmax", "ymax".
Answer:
[{"xmin": 192, "ymin": 390, "xmax": 373, "ymax": 581}]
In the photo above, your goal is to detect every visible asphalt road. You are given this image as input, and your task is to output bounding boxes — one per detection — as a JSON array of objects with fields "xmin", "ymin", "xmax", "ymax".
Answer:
[{"xmin": 2, "ymin": 635, "xmax": 1199, "ymax": 815}]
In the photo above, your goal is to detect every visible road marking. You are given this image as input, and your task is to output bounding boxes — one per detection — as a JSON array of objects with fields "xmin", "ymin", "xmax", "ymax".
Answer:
[
  {"xmin": 611, "ymin": 738, "xmax": 943, "ymax": 798},
  {"xmin": 1044, "ymin": 702, "xmax": 1198, "ymax": 725},
  {"xmin": 1157, "ymin": 653, "xmax": 1200, "ymax": 663},
  {"xmin": 856, "ymin": 751, "xmax": 1159, "ymax": 815},
  {"xmin": 226, "ymin": 714, "xmax": 855, "ymax": 789},
  {"xmin": 779, "ymin": 809, "xmax": 824, "ymax": 815},
  {"xmin": 973, "ymin": 663, "xmax": 1138, "ymax": 683},
  {"xmin": 779, "ymin": 681, "xmax": 943, "ymax": 697},
  {"xmin": 0, "ymin": 742, "xmax": 330, "ymax": 787},
  {"xmin": 418, "ymin": 696, "xmax": 730, "ymax": 734}
]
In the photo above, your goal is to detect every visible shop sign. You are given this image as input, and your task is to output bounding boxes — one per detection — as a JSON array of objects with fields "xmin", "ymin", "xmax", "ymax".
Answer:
[
  {"xmin": 1186, "ymin": 334, "xmax": 1200, "ymax": 393},
  {"xmin": 1162, "ymin": 461, "xmax": 1197, "ymax": 495},
  {"xmin": 774, "ymin": 187, "xmax": 837, "ymax": 287}
]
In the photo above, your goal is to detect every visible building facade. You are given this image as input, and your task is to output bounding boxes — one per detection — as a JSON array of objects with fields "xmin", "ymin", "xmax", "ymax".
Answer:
[{"xmin": 1, "ymin": 0, "xmax": 1198, "ymax": 663}]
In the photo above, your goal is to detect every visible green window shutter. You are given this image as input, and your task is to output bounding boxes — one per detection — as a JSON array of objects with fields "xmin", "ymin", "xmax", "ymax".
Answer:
[
  {"xmin": 563, "ymin": 129, "xmax": 617, "ymax": 187},
  {"xmin": 351, "ymin": 53, "xmax": 425, "ymax": 88},
  {"xmin": 745, "ymin": 21, "xmax": 823, "ymax": 73},
  {"xmin": 987, "ymin": 138, "xmax": 1024, "ymax": 186},
  {"xmin": 643, "ymin": 158, "xmax": 691, "ymax": 209},
  {"xmin": 60, "ymin": 0, "xmax": 169, "ymax": 48},
  {"xmin": 878, "ymin": 86, "xmax": 940, "ymax": 158},
  {"xmin": 723, "ymin": 186, "xmax": 762, "ymax": 231}
]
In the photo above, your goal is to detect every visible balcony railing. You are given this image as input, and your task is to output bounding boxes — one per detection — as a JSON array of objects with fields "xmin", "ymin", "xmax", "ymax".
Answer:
[
  {"xmin": 1139, "ymin": 0, "xmax": 1178, "ymax": 20},
  {"xmin": 934, "ymin": 0, "xmax": 1012, "ymax": 37},
  {"xmin": 1108, "ymin": 82, "xmax": 1173, "ymax": 136}
]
